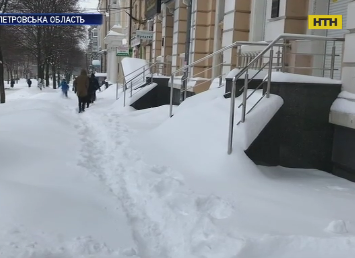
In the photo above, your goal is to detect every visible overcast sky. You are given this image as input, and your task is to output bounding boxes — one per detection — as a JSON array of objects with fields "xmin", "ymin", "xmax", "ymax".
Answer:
[{"xmin": 79, "ymin": 0, "xmax": 99, "ymax": 12}]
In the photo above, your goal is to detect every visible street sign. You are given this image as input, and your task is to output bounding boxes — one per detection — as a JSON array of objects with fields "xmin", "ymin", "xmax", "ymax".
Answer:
[
  {"xmin": 116, "ymin": 46, "xmax": 129, "ymax": 56},
  {"xmin": 117, "ymin": 52, "xmax": 130, "ymax": 56},
  {"xmin": 136, "ymin": 30, "xmax": 153, "ymax": 40}
]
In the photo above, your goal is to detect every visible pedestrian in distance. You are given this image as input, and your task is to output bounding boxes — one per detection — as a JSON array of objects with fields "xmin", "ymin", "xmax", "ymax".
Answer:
[
  {"xmin": 27, "ymin": 78, "xmax": 32, "ymax": 87},
  {"xmin": 38, "ymin": 78, "xmax": 44, "ymax": 90},
  {"xmin": 72, "ymin": 76, "xmax": 77, "ymax": 91},
  {"xmin": 10, "ymin": 79, "xmax": 15, "ymax": 88},
  {"xmin": 86, "ymin": 75, "xmax": 94, "ymax": 108},
  {"xmin": 88, "ymin": 73, "xmax": 100, "ymax": 104},
  {"xmin": 73, "ymin": 69, "xmax": 89, "ymax": 113},
  {"xmin": 59, "ymin": 78, "xmax": 69, "ymax": 98}
]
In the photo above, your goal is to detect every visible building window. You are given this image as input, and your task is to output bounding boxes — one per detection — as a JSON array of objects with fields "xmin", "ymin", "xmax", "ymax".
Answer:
[
  {"xmin": 271, "ymin": 0, "xmax": 280, "ymax": 18},
  {"xmin": 92, "ymin": 30, "xmax": 98, "ymax": 37}
]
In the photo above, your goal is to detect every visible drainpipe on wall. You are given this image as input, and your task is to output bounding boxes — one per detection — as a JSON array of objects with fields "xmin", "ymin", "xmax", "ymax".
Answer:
[
  {"xmin": 128, "ymin": 0, "xmax": 133, "ymax": 53},
  {"xmin": 212, "ymin": 0, "xmax": 223, "ymax": 79},
  {"xmin": 181, "ymin": 0, "xmax": 192, "ymax": 102}
]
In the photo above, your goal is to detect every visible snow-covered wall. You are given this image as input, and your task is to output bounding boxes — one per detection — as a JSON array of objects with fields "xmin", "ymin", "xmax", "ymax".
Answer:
[{"xmin": 121, "ymin": 57, "xmax": 150, "ymax": 84}]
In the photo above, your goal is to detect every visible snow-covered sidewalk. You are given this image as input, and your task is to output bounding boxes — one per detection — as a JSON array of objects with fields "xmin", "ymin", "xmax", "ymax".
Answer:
[
  {"xmin": 1, "ymin": 80, "xmax": 355, "ymax": 257},
  {"xmin": 0, "ymin": 85, "xmax": 138, "ymax": 257}
]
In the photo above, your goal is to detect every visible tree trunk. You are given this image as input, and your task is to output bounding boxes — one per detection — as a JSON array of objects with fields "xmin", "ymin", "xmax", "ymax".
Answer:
[
  {"xmin": 45, "ymin": 62, "xmax": 50, "ymax": 86},
  {"xmin": 57, "ymin": 71, "xmax": 60, "ymax": 86},
  {"xmin": 37, "ymin": 27, "xmax": 42, "ymax": 79},
  {"xmin": 0, "ymin": 46, "xmax": 5, "ymax": 103},
  {"xmin": 52, "ymin": 65, "xmax": 56, "ymax": 89},
  {"xmin": 10, "ymin": 69, "xmax": 13, "ymax": 80},
  {"xmin": 7, "ymin": 69, "xmax": 9, "ymax": 84}
]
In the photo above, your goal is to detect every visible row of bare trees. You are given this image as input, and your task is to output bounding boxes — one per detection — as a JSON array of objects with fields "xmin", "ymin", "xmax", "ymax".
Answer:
[{"xmin": 0, "ymin": 0, "xmax": 87, "ymax": 103}]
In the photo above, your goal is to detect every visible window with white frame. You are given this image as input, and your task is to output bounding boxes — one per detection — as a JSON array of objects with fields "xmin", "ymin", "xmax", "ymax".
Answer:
[{"xmin": 92, "ymin": 29, "xmax": 98, "ymax": 37}]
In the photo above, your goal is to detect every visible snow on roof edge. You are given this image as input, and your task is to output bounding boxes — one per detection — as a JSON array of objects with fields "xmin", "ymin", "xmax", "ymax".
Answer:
[
  {"xmin": 225, "ymin": 68, "xmax": 267, "ymax": 79},
  {"xmin": 269, "ymin": 72, "xmax": 342, "ymax": 84}
]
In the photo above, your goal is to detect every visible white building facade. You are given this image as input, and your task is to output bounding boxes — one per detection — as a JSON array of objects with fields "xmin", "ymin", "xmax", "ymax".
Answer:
[
  {"xmin": 154, "ymin": 0, "xmax": 352, "ymax": 84},
  {"xmin": 220, "ymin": 0, "xmax": 350, "ymax": 80},
  {"xmin": 97, "ymin": 0, "xmax": 130, "ymax": 84}
]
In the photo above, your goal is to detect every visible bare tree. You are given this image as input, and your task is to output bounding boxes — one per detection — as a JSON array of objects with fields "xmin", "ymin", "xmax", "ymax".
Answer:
[
  {"xmin": 9, "ymin": 0, "xmax": 85, "ymax": 84},
  {"xmin": 1, "ymin": 28, "xmax": 23, "ymax": 81},
  {"xmin": 43, "ymin": 25, "xmax": 86, "ymax": 88},
  {"xmin": 0, "ymin": 0, "xmax": 88, "ymax": 100},
  {"xmin": 0, "ymin": 0, "xmax": 9, "ymax": 103}
]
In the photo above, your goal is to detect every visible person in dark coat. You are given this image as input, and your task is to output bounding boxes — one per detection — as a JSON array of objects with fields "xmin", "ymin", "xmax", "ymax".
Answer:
[
  {"xmin": 10, "ymin": 79, "xmax": 15, "ymax": 88},
  {"xmin": 73, "ymin": 69, "xmax": 89, "ymax": 113},
  {"xmin": 27, "ymin": 78, "xmax": 32, "ymax": 87},
  {"xmin": 88, "ymin": 73, "xmax": 100, "ymax": 104},
  {"xmin": 86, "ymin": 76, "xmax": 94, "ymax": 108}
]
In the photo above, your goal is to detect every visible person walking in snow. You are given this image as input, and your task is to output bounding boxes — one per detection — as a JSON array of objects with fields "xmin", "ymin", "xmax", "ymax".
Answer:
[
  {"xmin": 73, "ymin": 69, "xmax": 89, "ymax": 113},
  {"xmin": 86, "ymin": 75, "xmax": 94, "ymax": 108},
  {"xmin": 38, "ymin": 78, "xmax": 44, "ymax": 90},
  {"xmin": 27, "ymin": 78, "xmax": 32, "ymax": 87},
  {"xmin": 72, "ymin": 76, "xmax": 77, "ymax": 91},
  {"xmin": 59, "ymin": 78, "xmax": 69, "ymax": 98},
  {"xmin": 88, "ymin": 73, "xmax": 100, "ymax": 104},
  {"xmin": 10, "ymin": 79, "xmax": 15, "ymax": 88}
]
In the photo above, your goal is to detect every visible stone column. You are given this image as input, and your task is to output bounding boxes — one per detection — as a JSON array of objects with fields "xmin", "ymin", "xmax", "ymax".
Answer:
[
  {"xmin": 263, "ymin": 0, "xmax": 309, "ymax": 75},
  {"xmin": 152, "ymin": 16, "xmax": 162, "ymax": 63},
  {"xmin": 171, "ymin": 0, "xmax": 188, "ymax": 74},
  {"xmin": 190, "ymin": 0, "xmax": 216, "ymax": 78},
  {"xmin": 341, "ymin": 0, "xmax": 355, "ymax": 94},
  {"xmin": 249, "ymin": 0, "xmax": 266, "ymax": 41},
  {"xmin": 162, "ymin": 4, "xmax": 174, "ymax": 74},
  {"xmin": 110, "ymin": 48, "xmax": 118, "ymax": 83},
  {"xmin": 106, "ymin": 49, "xmax": 111, "ymax": 80},
  {"xmin": 221, "ymin": 0, "xmax": 251, "ymax": 76}
]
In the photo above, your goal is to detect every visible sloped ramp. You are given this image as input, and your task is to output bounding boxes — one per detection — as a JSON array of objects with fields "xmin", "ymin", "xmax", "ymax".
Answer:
[{"xmin": 129, "ymin": 83, "xmax": 159, "ymax": 110}]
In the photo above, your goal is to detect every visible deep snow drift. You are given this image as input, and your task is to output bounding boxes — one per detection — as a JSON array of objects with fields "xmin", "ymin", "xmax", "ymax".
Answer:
[
  {"xmin": 1, "ymin": 79, "xmax": 355, "ymax": 258},
  {"xmin": 130, "ymin": 87, "xmax": 355, "ymax": 257},
  {"xmin": 0, "ymin": 81, "xmax": 137, "ymax": 257}
]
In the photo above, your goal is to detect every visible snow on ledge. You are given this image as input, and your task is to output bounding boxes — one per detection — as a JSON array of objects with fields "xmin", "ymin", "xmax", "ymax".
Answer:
[
  {"xmin": 226, "ymin": 68, "xmax": 266, "ymax": 80},
  {"xmin": 339, "ymin": 91, "xmax": 355, "ymax": 100},
  {"xmin": 269, "ymin": 72, "xmax": 342, "ymax": 84},
  {"xmin": 128, "ymin": 83, "xmax": 158, "ymax": 106},
  {"xmin": 331, "ymin": 91, "xmax": 355, "ymax": 115},
  {"xmin": 236, "ymin": 92, "xmax": 284, "ymax": 150},
  {"xmin": 94, "ymin": 73, "xmax": 107, "ymax": 77},
  {"xmin": 329, "ymin": 91, "xmax": 355, "ymax": 128},
  {"xmin": 324, "ymin": 220, "xmax": 348, "ymax": 234}
]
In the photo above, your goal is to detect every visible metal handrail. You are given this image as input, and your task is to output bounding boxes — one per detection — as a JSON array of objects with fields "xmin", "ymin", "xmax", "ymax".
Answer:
[
  {"xmin": 123, "ymin": 61, "xmax": 171, "ymax": 80},
  {"xmin": 124, "ymin": 63, "xmax": 154, "ymax": 88},
  {"xmin": 124, "ymin": 61, "xmax": 169, "ymax": 87},
  {"xmin": 232, "ymin": 33, "xmax": 344, "ymax": 82},
  {"xmin": 124, "ymin": 64, "xmax": 148, "ymax": 79},
  {"xmin": 123, "ymin": 61, "xmax": 171, "ymax": 106},
  {"xmin": 226, "ymin": 33, "xmax": 345, "ymax": 154},
  {"xmin": 180, "ymin": 62, "xmax": 226, "ymax": 82},
  {"xmin": 168, "ymin": 42, "xmax": 284, "ymax": 116},
  {"xmin": 172, "ymin": 41, "xmax": 284, "ymax": 76},
  {"xmin": 182, "ymin": 74, "xmax": 226, "ymax": 93}
]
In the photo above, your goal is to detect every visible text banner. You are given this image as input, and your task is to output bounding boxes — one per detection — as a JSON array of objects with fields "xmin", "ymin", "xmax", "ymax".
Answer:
[{"xmin": 0, "ymin": 14, "xmax": 103, "ymax": 25}]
